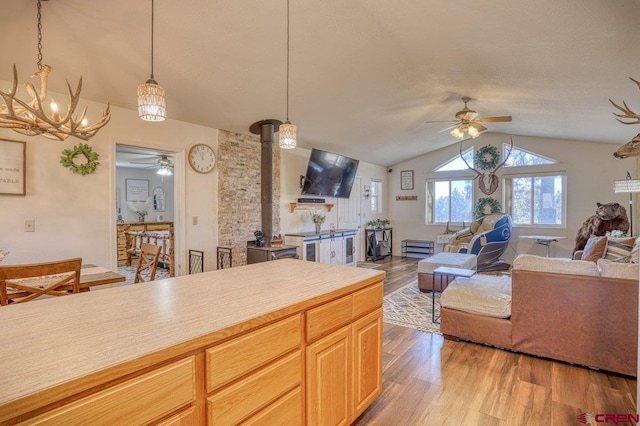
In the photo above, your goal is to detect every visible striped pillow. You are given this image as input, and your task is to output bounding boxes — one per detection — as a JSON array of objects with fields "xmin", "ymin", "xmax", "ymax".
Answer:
[{"xmin": 603, "ymin": 240, "xmax": 634, "ymax": 262}]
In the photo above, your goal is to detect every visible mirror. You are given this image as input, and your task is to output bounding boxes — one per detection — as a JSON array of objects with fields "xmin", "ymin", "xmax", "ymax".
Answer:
[{"xmin": 153, "ymin": 187, "xmax": 166, "ymax": 212}]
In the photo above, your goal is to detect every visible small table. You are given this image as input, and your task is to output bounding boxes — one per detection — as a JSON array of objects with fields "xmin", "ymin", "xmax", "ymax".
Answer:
[
  {"xmin": 432, "ymin": 266, "xmax": 476, "ymax": 323},
  {"xmin": 520, "ymin": 235, "xmax": 567, "ymax": 257}
]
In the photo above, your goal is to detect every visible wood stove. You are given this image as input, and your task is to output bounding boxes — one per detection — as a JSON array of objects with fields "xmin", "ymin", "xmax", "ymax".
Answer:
[{"xmin": 246, "ymin": 119, "xmax": 298, "ymax": 264}]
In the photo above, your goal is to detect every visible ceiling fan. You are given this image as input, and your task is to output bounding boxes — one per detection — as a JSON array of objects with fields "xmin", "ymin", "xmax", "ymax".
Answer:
[
  {"xmin": 425, "ymin": 97, "xmax": 512, "ymax": 140},
  {"xmin": 130, "ymin": 155, "xmax": 174, "ymax": 175}
]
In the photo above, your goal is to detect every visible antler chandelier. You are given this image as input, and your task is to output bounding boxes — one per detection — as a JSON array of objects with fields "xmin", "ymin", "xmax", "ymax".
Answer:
[{"xmin": 0, "ymin": 0, "xmax": 110, "ymax": 141}]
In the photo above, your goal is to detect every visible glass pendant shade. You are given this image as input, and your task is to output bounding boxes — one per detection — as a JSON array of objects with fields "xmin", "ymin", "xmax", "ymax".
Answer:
[
  {"xmin": 450, "ymin": 127, "xmax": 464, "ymax": 140},
  {"xmin": 279, "ymin": 121, "xmax": 297, "ymax": 149},
  {"xmin": 138, "ymin": 79, "xmax": 166, "ymax": 121},
  {"xmin": 468, "ymin": 126, "xmax": 480, "ymax": 138},
  {"xmin": 157, "ymin": 165, "xmax": 173, "ymax": 176}
]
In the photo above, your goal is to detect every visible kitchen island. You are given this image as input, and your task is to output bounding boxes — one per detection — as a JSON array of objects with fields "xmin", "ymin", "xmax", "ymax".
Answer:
[{"xmin": 0, "ymin": 259, "xmax": 385, "ymax": 425}]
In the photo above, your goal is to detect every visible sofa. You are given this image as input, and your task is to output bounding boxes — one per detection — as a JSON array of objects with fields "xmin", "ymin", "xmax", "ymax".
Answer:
[{"xmin": 440, "ymin": 254, "xmax": 638, "ymax": 376}]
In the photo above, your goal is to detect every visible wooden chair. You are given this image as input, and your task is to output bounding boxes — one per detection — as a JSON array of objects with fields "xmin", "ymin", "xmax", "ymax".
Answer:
[
  {"xmin": 134, "ymin": 243, "xmax": 161, "ymax": 283},
  {"xmin": 0, "ymin": 258, "xmax": 82, "ymax": 305}
]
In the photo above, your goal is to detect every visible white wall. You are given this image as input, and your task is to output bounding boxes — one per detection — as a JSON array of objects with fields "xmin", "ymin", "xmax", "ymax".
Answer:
[
  {"xmin": 116, "ymin": 167, "xmax": 174, "ymax": 223},
  {"xmin": 0, "ymin": 87, "xmax": 219, "ymax": 274},
  {"xmin": 388, "ymin": 132, "xmax": 639, "ymax": 262}
]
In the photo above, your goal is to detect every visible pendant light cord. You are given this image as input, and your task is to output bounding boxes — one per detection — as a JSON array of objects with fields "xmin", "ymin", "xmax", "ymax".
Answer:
[
  {"xmin": 36, "ymin": 0, "xmax": 43, "ymax": 70},
  {"xmin": 286, "ymin": 0, "xmax": 290, "ymax": 122},
  {"xmin": 150, "ymin": 0, "xmax": 155, "ymax": 80}
]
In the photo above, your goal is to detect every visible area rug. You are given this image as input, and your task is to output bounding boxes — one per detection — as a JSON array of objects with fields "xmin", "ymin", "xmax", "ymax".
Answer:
[{"xmin": 383, "ymin": 283, "xmax": 441, "ymax": 334}]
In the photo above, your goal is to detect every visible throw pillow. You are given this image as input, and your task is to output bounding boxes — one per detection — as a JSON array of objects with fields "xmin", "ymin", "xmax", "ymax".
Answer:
[
  {"xmin": 581, "ymin": 236, "xmax": 608, "ymax": 262},
  {"xmin": 631, "ymin": 237, "xmax": 640, "ymax": 263},
  {"xmin": 603, "ymin": 238, "xmax": 635, "ymax": 262}
]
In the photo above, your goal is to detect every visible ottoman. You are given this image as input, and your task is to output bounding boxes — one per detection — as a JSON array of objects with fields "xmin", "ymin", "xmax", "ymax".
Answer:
[{"xmin": 417, "ymin": 252, "xmax": 477, "ymax": 292}]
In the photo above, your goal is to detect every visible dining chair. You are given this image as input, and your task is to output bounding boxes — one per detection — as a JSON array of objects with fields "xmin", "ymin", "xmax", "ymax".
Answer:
[
  {"xmin": 134, "ymin": 243, "xmax": 161, "ymax": 283},
  {"xmin": 0, "ymin": 258, "xmax": 82, "ymax": 305}
]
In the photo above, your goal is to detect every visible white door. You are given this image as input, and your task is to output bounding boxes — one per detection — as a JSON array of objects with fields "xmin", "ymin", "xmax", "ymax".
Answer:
[{"xmin": 338, "ymin": 177, "xmax": 363, "ymax": 262}]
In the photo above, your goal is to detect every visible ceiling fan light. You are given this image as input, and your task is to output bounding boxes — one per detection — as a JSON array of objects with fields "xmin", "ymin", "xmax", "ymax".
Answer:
[
  {"xmin": 279, "ymin": 121, "xmax": 297, "ymax": 149},
  {"xmin": 157, "ymin": 165, "xmax": 173, "ymax": 176},
  {"xmin": 138, "ymin": 80, "xmax": 166, "ymax": 122},
  {"xmin": 450, "ymin": 127, "xmax": 464, "ymax": 140},
  {"xmin": 468, "ymin": 126, "xmax": 480, "ymax": 138}
]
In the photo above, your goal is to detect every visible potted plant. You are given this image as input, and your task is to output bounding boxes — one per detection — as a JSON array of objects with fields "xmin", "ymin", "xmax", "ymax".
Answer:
[
  {"xmin": 380, "ymin": 219, "xmax": 391, "ymax": 229},
  {"xmin": 311, "ymin": 210, "xmax": 326, "ymax": 234},
  {"xmin": 367, "ymin": 219, "xmax": 380, "ymax": 229}
]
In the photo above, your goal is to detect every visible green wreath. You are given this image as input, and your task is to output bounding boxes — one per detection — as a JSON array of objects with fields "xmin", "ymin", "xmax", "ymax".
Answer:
[
  {"xmin": 60, "ymin": 143, "xmax": 100, "ymax": 176},
  {"xmin": 473, "ymin": 197, "xmax": 502, "ymax": 219},
  {"xmin": 474, "ymin": 144, "xmax": 500, "ymax": 170}
]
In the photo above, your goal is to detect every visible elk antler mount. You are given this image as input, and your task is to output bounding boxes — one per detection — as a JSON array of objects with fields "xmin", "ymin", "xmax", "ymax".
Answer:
[
  {"xmin": 611, "ymin": 77, "xmax": 640, "ymax": 159},
  {"xmin": 461, "ymin": 139, "xmax": 513, "ymax": 195}
]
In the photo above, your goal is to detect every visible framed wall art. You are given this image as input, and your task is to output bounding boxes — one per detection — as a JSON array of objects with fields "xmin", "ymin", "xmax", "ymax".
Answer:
[
  {"xmin": 0, "ymin": 139, "xmax": 26, "ymax": 195},
  {"xmin": 400, "ymin": 170, "xmax": 414, "ymax": 190},
  {"xmin": 125, "ymin": 179, "xmax": 149, "ymax": 201}
]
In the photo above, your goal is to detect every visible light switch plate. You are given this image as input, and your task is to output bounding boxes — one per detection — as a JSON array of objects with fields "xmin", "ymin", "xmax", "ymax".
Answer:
[{"xmin": 25, "ymin": 219, "xmax": 35, "ymax": 232}]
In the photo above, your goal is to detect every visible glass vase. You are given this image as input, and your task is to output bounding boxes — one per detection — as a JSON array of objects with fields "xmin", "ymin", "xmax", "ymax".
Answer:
[{"xmin": 315, "ymin": 223, "xmax": 321, "ymax": 234}]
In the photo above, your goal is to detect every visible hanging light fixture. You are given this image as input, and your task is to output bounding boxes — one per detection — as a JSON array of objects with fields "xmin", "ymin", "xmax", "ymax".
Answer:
[
  {"xmin": 278, "ymin": 0, "xmax": 296, "ymax": 149},
  {"xmin": 0, "ymin": 0, "xmax": 110, "ymax": 141},
  {"xmin": 138, "ymin": 0, "xmax": 166, "ymax": 121},
  {"xmin": 157, "ymin": 165, "xmax": 173, "ymax": 176},
  {"xmin": 450, "ymin": 124, "xmax": 481, "ymax": 140}
]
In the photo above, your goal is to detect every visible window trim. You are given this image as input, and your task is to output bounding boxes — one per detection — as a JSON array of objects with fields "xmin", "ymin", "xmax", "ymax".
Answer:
[
  {"xmin": 503, "ymin": 172, "xmax": 567, "ymax": 229},
  {"xmin": 425, "ymin": 178, "xmax": 474, "ymax": 226}
]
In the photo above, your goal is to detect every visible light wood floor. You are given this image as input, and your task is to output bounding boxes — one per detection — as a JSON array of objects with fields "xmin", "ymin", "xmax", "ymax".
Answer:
[{"xmin": 355, "ymin": 257, "xmax": 637, "ymax": 425}]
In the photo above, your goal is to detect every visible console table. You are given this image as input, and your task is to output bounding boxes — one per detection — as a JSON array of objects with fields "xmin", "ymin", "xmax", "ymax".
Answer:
[{"xmin": 365, "ymin": 228, "xmax": 392, "ymax": 261}]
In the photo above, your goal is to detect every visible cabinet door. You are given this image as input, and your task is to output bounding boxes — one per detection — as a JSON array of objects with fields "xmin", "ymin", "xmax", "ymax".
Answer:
[
  {"xmin": 319, "ymin": 238, "xmax": 340, "ymax": 265},
  {"xmin": 352, "ymin": 309, "xmax": 383, "ymax": 419},
  {"xmin": 306, "ymin": 326, "xmax": 351, "ymax": 426},
  {"xmin": 343, "ymin": 235, "xmax": 355, "ymax": 266}
]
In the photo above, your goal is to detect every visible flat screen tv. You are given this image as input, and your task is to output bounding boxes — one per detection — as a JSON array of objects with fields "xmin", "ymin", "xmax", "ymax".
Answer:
[{"xmin": 301, "ymin": 148, "xmax": 359, "ymax": 199}]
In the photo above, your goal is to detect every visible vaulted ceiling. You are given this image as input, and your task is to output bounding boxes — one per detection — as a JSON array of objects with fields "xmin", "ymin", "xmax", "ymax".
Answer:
[{"xmin": 3, "ymin": 0, "xmax": 639, "ymax": 166}]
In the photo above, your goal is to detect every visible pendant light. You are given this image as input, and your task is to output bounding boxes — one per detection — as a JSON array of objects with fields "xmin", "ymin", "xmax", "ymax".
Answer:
[
  {"xmin": 279, "ymin": 0, "xmax": 296, "ymax": 149},
  {"xmin": 138, "ymin": 0, "xmax": 166, "ymax": 121},
  {"xmin": 0, "ymin": 0, "xmax": 111, "ymax": 141}
]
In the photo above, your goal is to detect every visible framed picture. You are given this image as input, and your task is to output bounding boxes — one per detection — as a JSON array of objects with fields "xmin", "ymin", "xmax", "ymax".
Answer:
[
  {"xmin": 0, "ymin": 139, "xmax": 26, "ymax": 195},
  {"xmin": 126, "ymin": 179, "xmax": 149, "ymax": 201},
  {"xmin": 401, "ymin": 170, "xmax": 414, "ymax": 190}
]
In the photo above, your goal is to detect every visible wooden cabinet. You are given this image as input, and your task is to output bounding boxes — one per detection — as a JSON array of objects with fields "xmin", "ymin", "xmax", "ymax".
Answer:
[
  {"xmin": 25, "ymin": 357, "xmax": 196, "ymax": 425},
  {"xmin": 286, "ymin": 230, "xmax": 356, "ymax": 266},
  {"xmin": 305, "ymin": 283, "xmax": 384, "ymax": 426},
  {"xmin": 0, "ymin": 260, "xmax": 383, "ymax": 426}
]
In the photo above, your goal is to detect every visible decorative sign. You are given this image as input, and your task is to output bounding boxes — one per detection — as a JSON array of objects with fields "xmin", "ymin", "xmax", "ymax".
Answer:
[
  {"xmin": 401, "ymin": 170, "xmax": 414, "ymax": 190},
  {"xmin": 126, "ymin": 179, "xmax": 149, "ymax": 201},
  {"xmin": 0, "ymin": 139, "xmax": 26, "ymax": 195},
  {"xmin": 396, "ymin": 195, "xmax": 418, "ymax": 201}
]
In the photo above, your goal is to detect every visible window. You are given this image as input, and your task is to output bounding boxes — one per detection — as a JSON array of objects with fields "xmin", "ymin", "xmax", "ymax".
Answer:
[
  {"xmin": 426, "ymin": 179, "xmax": 473, "ymax": 224},
  {"xmin": 505, "ymin": 174, "xmax": 566, "ymax": 226},
  {"xmin": 434, "ymin": 148, "xmax": 474, "ymax": 171},
  {"xmin": 370, "ymin": 180, "xmax": 382, "ymax": 213},
  {"xmin": 504, "ymin": 145, "xmax": 555, "ymax": 167}
]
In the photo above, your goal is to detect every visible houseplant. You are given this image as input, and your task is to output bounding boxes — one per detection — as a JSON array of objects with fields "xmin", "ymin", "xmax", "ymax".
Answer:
[{"xmin": 311, "ymin": 210, "xmax": 326, "ymax": 234}]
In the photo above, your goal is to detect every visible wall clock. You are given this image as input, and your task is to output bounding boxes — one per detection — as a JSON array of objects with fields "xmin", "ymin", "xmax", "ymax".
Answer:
[{"xmin": 188, "ymin": 144, "xmax": 216, "ymax": 174}]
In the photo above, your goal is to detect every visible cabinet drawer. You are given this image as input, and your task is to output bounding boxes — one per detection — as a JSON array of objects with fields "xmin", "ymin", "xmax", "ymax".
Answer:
[
  {"xmin": 206, "ymin": 314, "xmax": 301, "ymax": 391},
  {"xmin": 242, "ymin": 387, "xmax": 303, "ymax": 426},
  {"xmin": 306, "ymin": 295, "xmax": 352, "ymax": 342},
  {"xmin": 24, "ymin": 357, "xmax": 195, "ymax": 425},
  {"xmin": 207, "ymin": 351, "xmax": 302, "ymax": 425},
  {"xmin": 156, "ymin": 407, "xmax": 196, "ymax": 426},
  {"xmin": 352, "ymin": 283, "xmax": 383, "ymax": 319}
]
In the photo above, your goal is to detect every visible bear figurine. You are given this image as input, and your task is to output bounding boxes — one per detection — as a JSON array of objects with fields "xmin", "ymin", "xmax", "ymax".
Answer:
[{"xmin": 574, "ymin": 202, "xmax": 630, "ymax": 253}]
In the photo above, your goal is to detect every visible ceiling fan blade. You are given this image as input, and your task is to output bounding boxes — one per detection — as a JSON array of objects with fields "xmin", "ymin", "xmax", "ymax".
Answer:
[
  {"xmin": 477, "ymin": 116, "xmax": 512, "ymax": 123},
  {"xmin": 437, "ymin": 124, "xmax": 459, "ymax": 133},
  {"xmin": 130, "ymin": 160, "xmax": 160, "ymax": 165},
  {"xmin": 470, "ymin": 122, "xmax": 487, "ymax": 132},
  {"xmin": 425, "ymin": 120, "xmax": 458, "ymax": 124}
]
